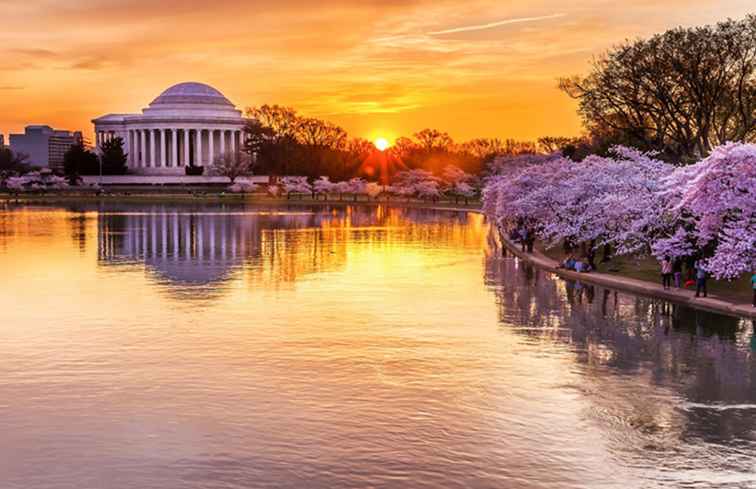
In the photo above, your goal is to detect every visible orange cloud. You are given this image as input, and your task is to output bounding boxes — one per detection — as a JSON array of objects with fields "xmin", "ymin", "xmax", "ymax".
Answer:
[{"xmin": 0, "ymin": 0, "xmax": 748, "ymax": 144}]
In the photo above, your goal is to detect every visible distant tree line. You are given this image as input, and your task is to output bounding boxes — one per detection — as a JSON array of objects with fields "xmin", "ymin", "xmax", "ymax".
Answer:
[{"xmin": 243, "ymin": 105, "xmax": 538, "ymax": 182}]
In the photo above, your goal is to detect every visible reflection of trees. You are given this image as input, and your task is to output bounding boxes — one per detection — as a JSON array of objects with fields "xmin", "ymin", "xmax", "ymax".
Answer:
[
  {"xmin": 0, "ymin": 204, "xmax": 89, "ymax": 253},
  {"xmin": 485, "ymin": 254, "xmax": 756, "ymax": 457},
  {"xmin": 67, "ymin": 211, "xmax": 90, "ymax": 253},
  {"xmin": 0, "ymin": 205, "xmax": 14, "ymax": 252}
]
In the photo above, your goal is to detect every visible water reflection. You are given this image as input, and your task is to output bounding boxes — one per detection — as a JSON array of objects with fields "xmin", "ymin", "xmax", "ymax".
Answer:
[
  {"xmin": 486, "ymin": 255, "xmax": 756, "ymax": 482},
  {"xmin": 91, "ymin": 204, "xmax": 483, "ymax": 295},
  {"xmin": 0, "ymin": 203, "xmax": 754, "ymax": 489}
]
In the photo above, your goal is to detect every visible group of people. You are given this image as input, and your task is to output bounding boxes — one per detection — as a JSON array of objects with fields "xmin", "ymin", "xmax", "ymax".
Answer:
[
  {"xmin": 510, "ymin": 226, "xmax": 535, "ymax": 253},
  {"xmin": 659, "ymin": 257, "xmax": 710, "ymax": 298},
  {"xmin": 558, "ymin": 254, "xmax": 592, "ymax": 273},
  {"xmin": 506, "ymin": 225, "xmax": 755, "ymax": 307}
]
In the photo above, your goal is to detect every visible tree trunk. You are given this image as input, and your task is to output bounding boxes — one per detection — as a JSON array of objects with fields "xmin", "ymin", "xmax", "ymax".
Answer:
[
  {"xmin": 601, "ymin": 244, "xmax": 612, "ymax": 262},
  {"xmin": 586, "ymin": 240, "xmax": 597, "ymax": 269}
]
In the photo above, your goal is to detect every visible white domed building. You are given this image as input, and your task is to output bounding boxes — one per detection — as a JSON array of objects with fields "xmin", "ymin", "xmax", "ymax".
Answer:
[{"xmin": 92, "ymin": 82, "xmax": 245, "ymax": 175}]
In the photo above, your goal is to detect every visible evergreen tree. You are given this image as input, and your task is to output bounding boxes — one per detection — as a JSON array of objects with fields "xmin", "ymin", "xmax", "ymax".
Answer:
[
  {"xmin": 63, "ymin": 141, "xmax": 99, "ymax": 184},
  {"xmin": 100, "ymin": 137, "xmax": 128, "ymax": 175}
]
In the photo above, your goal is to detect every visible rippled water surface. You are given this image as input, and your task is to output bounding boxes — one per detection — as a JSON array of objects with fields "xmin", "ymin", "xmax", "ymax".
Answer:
[{"xmin": 1, "ymin": 203, "xmax": 754, "ymax": 489}]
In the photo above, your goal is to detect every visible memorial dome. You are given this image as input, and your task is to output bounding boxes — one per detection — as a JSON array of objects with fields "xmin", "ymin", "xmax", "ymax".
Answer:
[{"xmin": 150, "ymin": 82, "xmax": 234, "ymax": 107}]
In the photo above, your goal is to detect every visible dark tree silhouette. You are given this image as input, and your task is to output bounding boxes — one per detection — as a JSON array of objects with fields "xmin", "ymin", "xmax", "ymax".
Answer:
[
  {"xmin": 63, "ymin": 141, "xmax": 99, "ymax": 184},
  {"xmin": 243, "ymin": 105, "xmax": 541, "ymax": 180},
  {"xmin": 100, "ymin": 137, "xmax": 128, "ymax": 175},
  {"xmin": 0, "ymin": 148, "xmax": 30, "ymax": 184},
  {"xmin": 560, "ymin": 15, "xmax": 756, "ymax": 163}
]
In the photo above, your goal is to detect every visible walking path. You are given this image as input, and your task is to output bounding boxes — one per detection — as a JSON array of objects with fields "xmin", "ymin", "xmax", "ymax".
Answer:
[{"xmin": 498, "ymin": 233, "xmax": 755, "ymax": 320}]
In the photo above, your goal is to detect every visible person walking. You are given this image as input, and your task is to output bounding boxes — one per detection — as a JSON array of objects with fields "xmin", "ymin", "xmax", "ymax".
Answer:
[
  {"xmin": 660, "ymin": 257, "xmax": 673, "ymax": 290},
  {"xmin": 672, "ymin": 258, "xmax": 683, "ymax": 288},
  {"xmin": 520, "ymin": 227, "xmax": 528, "ymax": 253},
  {"xmin": 526, "ymin": 227, "xmax": 535, "ymax": 253},
  {"xmin": 694, "ymin": 261, "xmax": 708, "ymax": 298}
]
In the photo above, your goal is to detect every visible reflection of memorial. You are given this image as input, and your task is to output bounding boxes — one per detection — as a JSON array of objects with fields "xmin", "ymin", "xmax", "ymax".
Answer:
[
  {"xmin": 96, "ymin": 205, "xmax": 353, "ymax": 291},
  {"xmin": 99, "ymin": 212, "xmax": 255, "ymax": 285},
  {"xmin": 485, "ymin": 254, "xmax": 755, "ymax": 453},
  {"xmin": 95, "ymin": 204, "xmax": 487, "ymax": 299}
]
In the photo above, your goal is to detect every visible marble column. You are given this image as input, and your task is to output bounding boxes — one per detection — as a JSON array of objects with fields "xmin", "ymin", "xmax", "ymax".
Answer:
[
  {"xmin": 220, "ymin": 130, "xmax": 226, "ymax": 156},
  {"xmin": 208, "ymin": 129, "xmax": 215, "ymax": 165},
  {"xmin": 128, "ymin": 131, "xmax": 134, "ymax": 167},
  {"xmin": 160, "ymin": 129, "xmax": 167, "ymax": 168},
  {"xmin": 140, "ymin": 130, "xmax": 146, "ymax": 168},
  {"xmin": 132, "ymin": 130, "xmax": 137, "ymax": 167},
  {"xmin": 124, "ymin": 131, "xmax": 131, "ymax": 166},
  {"xmin": 150, "ymin": 130, "xmax": 156, "ymax": 168},
  {"xmin": 131, "ymin": 130, "xmax": 137, "ymax": 167},
  {"xmin": 197, "ymin": 129, "xmax": 203, "ymax": 166},
  {"xmin": 172, "ymin": 128, "xmax": 178, "ymax": 167},
  {"xmin": 183, "ymin": 128, "xmax": 190, "ymax": 166}
]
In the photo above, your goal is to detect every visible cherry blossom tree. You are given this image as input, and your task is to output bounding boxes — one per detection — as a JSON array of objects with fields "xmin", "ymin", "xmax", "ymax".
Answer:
[
  {"xmin": 213, "ymin": 151, "xmax": 253, "ymax": 183},
  {"xmin": 228, "ymin": 181, "xmax": 258, "ymax": 194},
  {"xmin": 415, "ymin": 180, "xmax": 441, "ymax": 201},
  {"xmin": 651, "ymin": 142, "xmax": 756, "ymax": 279},
  {"xmin": 482, "ymin": 142, "xmax": 755, "ymax": 280},
  {"xmin": 334, "ymin": 180, "xmax": 351, "ymax": 200},
  {"xmin": 281, "ymin": 176, "xmax": 311, "ymax": 199},
  {"xmin": 391, "ymin": 169, "xmax": 441, "ymax": 201},
  {"xmin": 450, "ymin": 182, "xmax": 476, "ymax": 204},
  {"xmin": 313, "ymin": 176, "xmax": 336, "ymax": 200},
  {"xmin": 441, "ymin": 164, "xmax": 478, "ymax": 203},
  {"xmin": 4, "ymin": 172, "xmax": 69, "ymax": 192},
  {"xmin": 365, "ymin": 182, "xmax": 382, "ymax": 200},
  {"xmin": 345, "ymin": 178, "xmax": 367, "ymax": 201}
]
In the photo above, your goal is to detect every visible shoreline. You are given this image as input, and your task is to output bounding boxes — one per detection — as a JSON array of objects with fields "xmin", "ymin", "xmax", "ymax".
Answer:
[
  {"xmin": 2, "ymin": 192, "xmax": 752, "ymax": 319},
  {"xmin": 0, "ymin": 192, "xmax": 480, "ymax": 211},
  {"xmin": 496, "ymin": 232, "xmax": 755, "ymax": 320}
]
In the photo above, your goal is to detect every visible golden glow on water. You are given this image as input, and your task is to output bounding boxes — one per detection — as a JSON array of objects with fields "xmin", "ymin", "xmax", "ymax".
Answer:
[{"xmin": 0, "ymin": 204, "xmax": 754, "ymax": 488}]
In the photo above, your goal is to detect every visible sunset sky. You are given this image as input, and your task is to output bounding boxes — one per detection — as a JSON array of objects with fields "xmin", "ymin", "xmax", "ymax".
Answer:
[{"xmin": 0, "ymin": 0, "xmax": 752, "ymax": 143}]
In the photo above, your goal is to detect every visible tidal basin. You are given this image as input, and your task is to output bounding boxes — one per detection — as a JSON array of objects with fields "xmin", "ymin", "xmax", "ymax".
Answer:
[{"xmin": 0, "ymin": 203, "xmax": 754, "ymax": 488}]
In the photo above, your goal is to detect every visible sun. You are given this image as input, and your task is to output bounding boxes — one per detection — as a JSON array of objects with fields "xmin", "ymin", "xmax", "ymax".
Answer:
[{"xmin": 374, "ymin": 137, "xmax": 390, "ymax": 152}]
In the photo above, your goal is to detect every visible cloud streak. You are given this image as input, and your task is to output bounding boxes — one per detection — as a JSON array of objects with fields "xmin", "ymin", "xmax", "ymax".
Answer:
[
  {"xmin": 428, "ymin": 13, "xmax": 567, "ymax": 36},
  {"xmin": 0, "ymin": 1, "xmax": 749, "ymax": 143}
]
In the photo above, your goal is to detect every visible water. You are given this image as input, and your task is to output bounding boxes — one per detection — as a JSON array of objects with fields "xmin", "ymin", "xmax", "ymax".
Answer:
[{"xmin": 0, "ymin": 203, "xmax": 754, "ymax": 489}]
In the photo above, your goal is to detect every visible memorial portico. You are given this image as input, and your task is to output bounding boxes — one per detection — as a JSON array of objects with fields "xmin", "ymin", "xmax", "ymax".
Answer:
[{"xmin": 92, "ymin": 82, "xmax": 245, "ymax": 175}]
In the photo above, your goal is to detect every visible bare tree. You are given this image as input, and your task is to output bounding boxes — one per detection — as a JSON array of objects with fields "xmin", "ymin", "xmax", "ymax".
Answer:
[
  {"xmin": 297, "ymin": 118, "xmax": 347, "ymax": 149},
  {"xmin": 414, "ymin": 129, "xmax": 454, "ymax": 152},
  {"xmin": 213, "ymin": 151, "xmax": 253, "ymax": 183},
  {"xmin": 560, "ymin": 15, "xmax": 756, "ymax": 163},
  {"xmin": 459, "ymin": 138, "xmax": 537, "ymax": 159}
]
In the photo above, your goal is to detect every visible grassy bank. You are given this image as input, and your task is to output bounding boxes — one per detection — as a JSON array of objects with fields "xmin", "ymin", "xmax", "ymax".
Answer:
[
  {"xmin": 0, "ymin": 189, "xmax": 481, "ymax": 210},
  {"xmin": 540, "ymin": 245, "xmax": 753, "ymax": 305}
]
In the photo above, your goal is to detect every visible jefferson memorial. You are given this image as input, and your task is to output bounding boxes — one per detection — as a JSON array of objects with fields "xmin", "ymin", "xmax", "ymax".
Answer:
[{"xmin": 92, "ymin": 82, "xmax": 245, "ymax": 175}]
